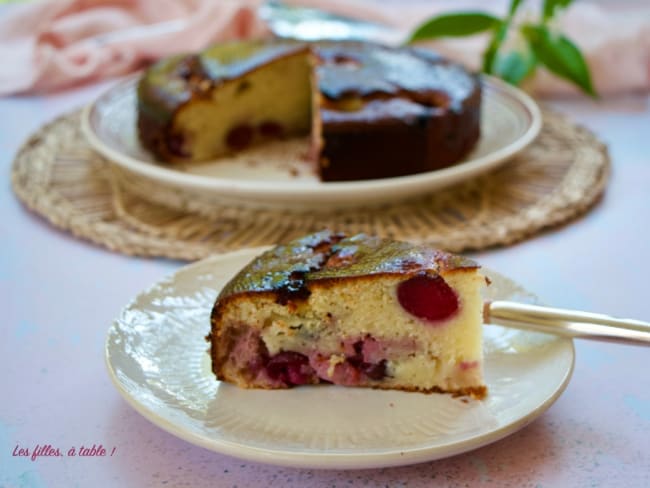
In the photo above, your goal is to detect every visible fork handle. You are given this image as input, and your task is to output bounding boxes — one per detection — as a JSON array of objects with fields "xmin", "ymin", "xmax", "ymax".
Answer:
[{"xmin": 484, "ymin": 301, "xmax": 650, "ymax": 346}]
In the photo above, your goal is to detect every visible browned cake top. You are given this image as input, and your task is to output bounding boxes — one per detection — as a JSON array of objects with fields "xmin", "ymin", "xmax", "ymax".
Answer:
[
  {"xmin": 315, "ymin": 43, "xmax": 477, "ymax": 111},
  {"xmin": 217, "ymin": 231, "xmax": 478, "ymax": 305}
]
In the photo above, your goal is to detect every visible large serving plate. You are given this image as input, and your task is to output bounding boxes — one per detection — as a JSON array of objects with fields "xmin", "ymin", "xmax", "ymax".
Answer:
[
  {"xmin": 83, "ymin": 76, "xmax": 541, "ymax": 210},
  {"xmin": 105, "ymin": 247, "xmax": 574, "ymax": 469}
]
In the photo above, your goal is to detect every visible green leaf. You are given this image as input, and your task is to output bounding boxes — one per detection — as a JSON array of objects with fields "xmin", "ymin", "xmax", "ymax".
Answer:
[
  {"xmin": 522, "ymin": 24, "xmax": 596, "ymax": 96},
  {"xmin": 408, "ymin": 12, "xmax": 500, "ymax": 43},
  {"xmin": 481, "ymin": 21, "xmax": 507, "ymax": 73},
  {"xmin": 482, "ymin": 36, "xmax": 500, "ymax": 73},
  {"xmin": 509, "ymin": 0, "xmax": 524, "ymax": 17},
  {"xmin": 492, "ymin": 48, "xmax": 537, "ymax": 85},
  {"xmin": 543, "ymin": 0, "xmax": 574, "ymax": 21}
]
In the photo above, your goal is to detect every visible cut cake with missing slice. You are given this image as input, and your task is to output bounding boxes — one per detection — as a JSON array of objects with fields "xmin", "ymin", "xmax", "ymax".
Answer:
[
  {"xmin": 208, "ymin": 231, "xmax": 488, "ymax": 398},
  {"xmin": 137, "ymin": 40, "xmax": 481, "ymax": 182}
]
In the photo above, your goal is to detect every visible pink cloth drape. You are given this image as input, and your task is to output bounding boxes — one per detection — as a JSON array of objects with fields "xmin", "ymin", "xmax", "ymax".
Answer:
[
  {"xmin": 0, "ymin": 0, "xmax": 269, "ymax": 95},
  {"xmin": 1, "ymin": 0, "xmax": 648, "ymax": 96}
]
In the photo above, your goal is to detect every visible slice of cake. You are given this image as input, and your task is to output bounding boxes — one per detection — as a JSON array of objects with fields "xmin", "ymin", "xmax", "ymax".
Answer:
[
  {"xmin": 208, "ymin": 231, "xmax": 487, "ymax": 398},
  {"xmin": 137, "ymin": 40, "xmax": 481, "ymax": 181}
]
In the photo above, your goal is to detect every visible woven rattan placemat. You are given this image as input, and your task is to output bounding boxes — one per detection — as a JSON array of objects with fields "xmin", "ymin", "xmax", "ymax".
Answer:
[{"xmin": 12, "ymin": 108, "xmax": 609, "ymax": 261}]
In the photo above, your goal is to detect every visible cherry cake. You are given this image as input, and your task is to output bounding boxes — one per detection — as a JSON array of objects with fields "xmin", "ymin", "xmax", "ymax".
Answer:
[
  {"xmin": 137, "ymin": 41, "xmax": 481, "ymax": 181},
  {"xmin": 208, "ymin": 231, "xmax": 487, "ymax": 398}
]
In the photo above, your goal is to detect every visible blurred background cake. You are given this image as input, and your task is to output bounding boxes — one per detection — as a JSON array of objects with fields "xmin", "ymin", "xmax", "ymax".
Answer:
[{"xmin": 137, "ymin": 40, "xmax": 481, "ymax": 181}]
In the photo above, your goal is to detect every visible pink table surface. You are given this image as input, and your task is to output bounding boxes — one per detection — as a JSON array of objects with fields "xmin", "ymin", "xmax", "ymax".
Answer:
[{"xmin": 1, "ymin": 78, "xmax": 649, "ymax": 487}]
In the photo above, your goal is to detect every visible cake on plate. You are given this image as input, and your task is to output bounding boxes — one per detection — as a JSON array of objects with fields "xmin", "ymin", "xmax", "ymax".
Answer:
[
  {"xmin": 208, "ymin": 231, "xmax": 487, "ymax": 398},
  {"xmin": 138, "ymin": 41, "xmax": 481, "ymax": 182}
]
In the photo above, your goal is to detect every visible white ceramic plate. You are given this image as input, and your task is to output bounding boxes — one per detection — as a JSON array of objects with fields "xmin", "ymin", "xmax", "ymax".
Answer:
[
  {"xmin": 83, "ymin": 76, "xmax": 541, "ymax": 210},
  {"xmin": 106, "ymin": 247, "xmax": 574, "ymax": 469}
]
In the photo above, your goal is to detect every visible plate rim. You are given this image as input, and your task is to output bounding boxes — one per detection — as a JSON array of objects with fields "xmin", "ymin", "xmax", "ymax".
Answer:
[
  {"xmin": 105, "ymin": 247, "xmax": 575, "ymax": 470},
  {"xmin": 82, "ymin": 75, "xmax": 542, "ymax": 199}
]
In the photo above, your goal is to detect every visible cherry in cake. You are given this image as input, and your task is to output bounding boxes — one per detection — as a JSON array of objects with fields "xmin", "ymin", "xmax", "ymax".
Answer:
[{"xmin": 208, "ymin": 231, "xmax": 487, "ymax": 398}]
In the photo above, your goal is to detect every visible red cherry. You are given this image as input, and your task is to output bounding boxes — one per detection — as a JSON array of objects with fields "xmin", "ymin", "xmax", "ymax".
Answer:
[
  {"xmin": 258, "ymin": 121, "xmax": 285, "ymax": 138},
  {"xmin": 360, "ymin": 360, "xmax": 387, "ymax": 380},
  {"xmin": 266, "ymin": 352, "xmax": 316, "ymax": 386},
  {"xmin": 226, "ymin": 124, "xmax": 254, "ymax": 150},
  {"xmin": 397, "ymin": 274, "xmax": 459, "ymax": 323},
  {"xmin": 167, "ymin": 133, "xmax": 191, "ymax": 158}
]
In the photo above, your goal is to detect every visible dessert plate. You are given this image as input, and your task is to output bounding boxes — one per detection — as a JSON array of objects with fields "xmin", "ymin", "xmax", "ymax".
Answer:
[
  {"xmin": 83, "ymin": 75, "xmax": 541, "ymax": 210},
  {"xmin": 105, "ymin": 247, "xmax": 574, "ymax": 469}
]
